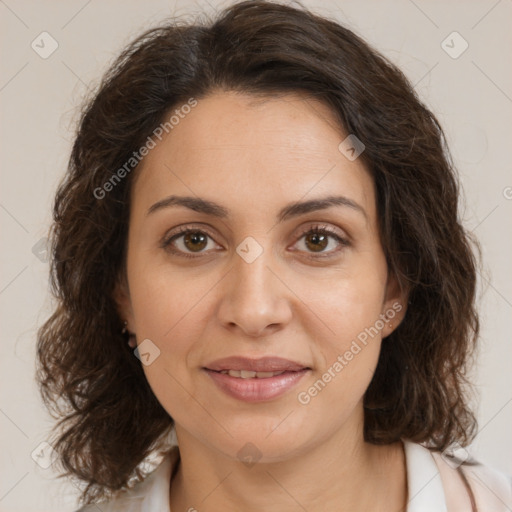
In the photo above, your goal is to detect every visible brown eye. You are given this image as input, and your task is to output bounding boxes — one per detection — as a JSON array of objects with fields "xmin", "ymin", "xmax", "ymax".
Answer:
[
  {"xmin": 304, "ymin": 231, "xmax": 329, "ymax": 252},
  {"xmin": 161, "ymin": 227, "xmax": 219, "ymax": 258},
  {"xmin": 182, "ymin": 231, "xmax": 208, "ymax": 252},
  {"xmin": 294, "ymin": 225, "xmax": 349, "ymax": 257},
  {"xmin": 162, "ymin": 224, "xmax": 349, "ymax": 260}
]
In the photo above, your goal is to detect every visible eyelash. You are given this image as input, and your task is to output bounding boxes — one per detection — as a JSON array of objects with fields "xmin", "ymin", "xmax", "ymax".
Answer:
[{"xmin": 160, "ymin": 224, "xmax": 350, "ymax": 260}]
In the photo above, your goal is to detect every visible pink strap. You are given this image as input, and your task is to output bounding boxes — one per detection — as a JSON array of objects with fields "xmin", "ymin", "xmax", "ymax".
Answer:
[{"xmin": 431, "ymin": 451, "xmax": 474, "ymax": 511}]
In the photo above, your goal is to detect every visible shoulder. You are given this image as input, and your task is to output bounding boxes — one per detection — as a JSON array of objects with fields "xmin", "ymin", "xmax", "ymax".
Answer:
[
  {"xmin": 403, "ymin": 439, "xmax": 512, "ymax": 510},
  {"xmin": 430, "ymin": 445, "xmax": 512, "ymax": 511},
  {"xmin": 74, "ymin": 446, "xmax": 180, "ymax": 512}
]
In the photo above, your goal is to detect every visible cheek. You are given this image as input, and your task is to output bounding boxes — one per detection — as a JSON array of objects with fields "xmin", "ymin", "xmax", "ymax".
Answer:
[
  {"xmin": 293, "ymin": 266, "xmax": 386, "ymax": 398},
  {"xmin": 129, "ymin": 256, "xmax": 207, "ymax": 337},
  {"xmin": 130, "ymin": 279, "xmax": 205, "ymax": 372},
  {"xmin": 298, "ymin": 265, "xmax": 387, "ymax": 345},
  {"xmin": 295, "ymin": 343, "xmax": 380, "ymax": 446},
  {"xmin": 127, "ymin": 264, "xmax": 218, "ymax": 419},
  {"xmin": 293, "ymin": 289, "xmax": 385, "ymax": 431}
]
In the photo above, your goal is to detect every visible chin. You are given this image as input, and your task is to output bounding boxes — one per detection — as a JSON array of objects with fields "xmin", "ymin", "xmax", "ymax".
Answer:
[{"xmin": 195, "ymin": 420, "xmax": 319, "ymax": 465}]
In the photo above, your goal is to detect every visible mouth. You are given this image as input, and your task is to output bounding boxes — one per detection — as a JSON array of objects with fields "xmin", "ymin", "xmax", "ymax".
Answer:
[
  {"xmin": 213, "ymin": 369, "xmax": 292, "ymax": 379},
  {"xmin": 204, "ymin": 355, "xmax": 311, "ymax": 373},
  {"xmin": 202, "ymin": 356, "xmax": 311, "ymax": 402}
]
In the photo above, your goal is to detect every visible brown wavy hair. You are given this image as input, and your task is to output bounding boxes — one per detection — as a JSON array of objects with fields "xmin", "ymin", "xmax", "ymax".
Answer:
[{"xmin": 36, "ymin": 0, "xmax": 480, "ymax": 505}]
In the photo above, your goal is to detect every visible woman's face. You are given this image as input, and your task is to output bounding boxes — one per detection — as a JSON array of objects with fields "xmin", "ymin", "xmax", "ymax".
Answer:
[{"xmin": 117, "ymin": 90, "xmax": 406, "ymax": 462}]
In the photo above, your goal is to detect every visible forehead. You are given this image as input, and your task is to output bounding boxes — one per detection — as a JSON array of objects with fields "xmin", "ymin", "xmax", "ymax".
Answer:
[{"xmin": 131, "ymin": 91, "xmax": 375, "ymax": 223}]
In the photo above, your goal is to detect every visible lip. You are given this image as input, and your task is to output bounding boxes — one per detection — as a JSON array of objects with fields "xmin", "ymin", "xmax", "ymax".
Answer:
[
  {"xmin": 203, "ymin": 356, "xmax": 311, "ymax": 403},
  {"xmin": 204, "ymin": 356, "xmax": 310, "ymax": 373},
  {"xmin": 204, "ymin": 367, "xmax": 310, "ymax": 402}
]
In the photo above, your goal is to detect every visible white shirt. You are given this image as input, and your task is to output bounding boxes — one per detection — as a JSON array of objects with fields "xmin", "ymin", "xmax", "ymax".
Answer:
[{"xmin": 78, "ymin": 440, "xmax": 512, "ymax": 511}]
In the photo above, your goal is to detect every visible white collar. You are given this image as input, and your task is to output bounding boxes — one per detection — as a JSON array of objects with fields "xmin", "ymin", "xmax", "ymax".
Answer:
[
  {"xmin": 135, "ymin": 441, "xmax": 447, "ymax": 511},
  {"xmin": 403, "ymin": 440, "xmax": 447, "ymax": 511}
]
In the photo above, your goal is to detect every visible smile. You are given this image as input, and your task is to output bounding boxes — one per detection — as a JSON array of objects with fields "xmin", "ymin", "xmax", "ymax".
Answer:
[
  {"xmin": 204, "ymin": 368, "xmax": 310, "ymax": 402},
  {"xmin": 218, "ymin": 369, "xmax": 286, "ymax": 378}
]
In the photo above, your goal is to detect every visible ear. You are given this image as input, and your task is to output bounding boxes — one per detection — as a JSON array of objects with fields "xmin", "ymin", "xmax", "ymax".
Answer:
[
  {"xmin": 112, "ymin": 273, "xmax": 135, "ymax": 333},
  {"xmin": 380, "ymin": 271, "xmax": 408, "ymax": 339}
]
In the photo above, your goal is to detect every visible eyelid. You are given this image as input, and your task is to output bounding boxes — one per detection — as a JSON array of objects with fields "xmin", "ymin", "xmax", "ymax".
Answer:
[
  {"xmin": 289, "ymin": 223, "xmax": 350, "ymax": 258},
  {"xmin": 293, "ymin": 223, "xmax": 349, "ymax": 244},
  {"xmin": 160, "ymin": 224, "xmax": 221, "ymax": 252}
]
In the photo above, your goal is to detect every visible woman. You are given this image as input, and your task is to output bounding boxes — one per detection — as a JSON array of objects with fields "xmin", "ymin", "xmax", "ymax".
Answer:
[{"xmin": 36, "ymin": 1, "xmax": 512, "ymax": 510}]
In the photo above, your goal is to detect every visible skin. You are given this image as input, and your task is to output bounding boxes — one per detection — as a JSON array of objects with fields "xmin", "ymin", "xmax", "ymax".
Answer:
[{"xmin": 115, "ymin": 90, "xmax": 409, "ymax": 512}]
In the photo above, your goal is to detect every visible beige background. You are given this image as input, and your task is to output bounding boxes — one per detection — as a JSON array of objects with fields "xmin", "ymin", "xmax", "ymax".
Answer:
[{"xmin": 1, "ymin": 0, "xmax": 511, "ymax": 510}]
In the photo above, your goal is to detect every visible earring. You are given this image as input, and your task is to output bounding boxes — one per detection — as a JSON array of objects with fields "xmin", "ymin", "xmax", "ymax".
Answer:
[{"xmin": 122, "ymin": 321, "xmax": 137, "ymax": 348}]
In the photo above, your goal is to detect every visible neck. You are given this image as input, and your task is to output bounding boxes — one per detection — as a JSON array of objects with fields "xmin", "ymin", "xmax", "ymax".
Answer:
[{"xmin": 169, "ymin": 415, "xmax": 407, "ymax": 512}]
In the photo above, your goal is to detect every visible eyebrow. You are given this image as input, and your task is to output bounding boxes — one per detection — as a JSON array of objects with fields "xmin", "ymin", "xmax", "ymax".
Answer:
[{"xmin": 146, "ymin": 194, "xmax": 367, "ymax": 222}]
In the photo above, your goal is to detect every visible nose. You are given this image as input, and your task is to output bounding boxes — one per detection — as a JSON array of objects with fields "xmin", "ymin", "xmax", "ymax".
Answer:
[{"xmin": 216, "ymin": 244, "xmax": 293, "ymax": 338}]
